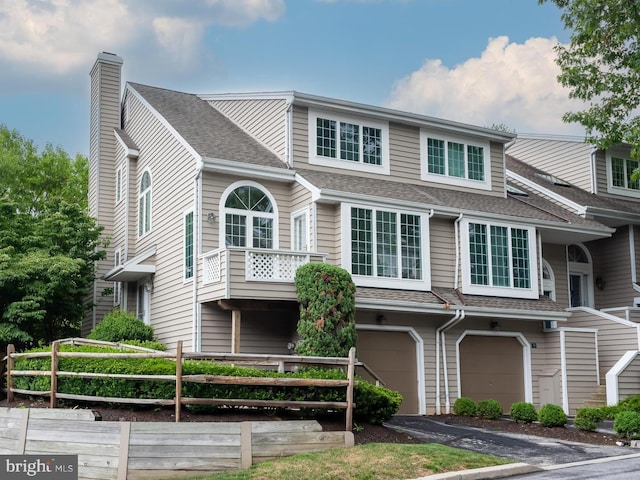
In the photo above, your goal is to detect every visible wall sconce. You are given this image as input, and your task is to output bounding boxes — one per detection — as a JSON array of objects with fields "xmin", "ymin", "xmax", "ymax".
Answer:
[
  {"xmin": 595, "ymin": 276, "xmax": 606, "ymax": 290},
  {"xmin": 376, "ymin": 314, "xmax": 385, "ymax": 324},
  {"xmin": 490, "ymin": 321, "xmax": 500, "ymax": 331},
  {"xmin": 207, "ymin": 212, "xmax": 216, "ymax": 224}
]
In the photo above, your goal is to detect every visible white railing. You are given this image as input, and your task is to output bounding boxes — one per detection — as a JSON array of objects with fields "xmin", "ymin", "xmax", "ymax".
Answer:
[
  {"xmin": 202, "ymin": 249, "xmax": 222, "ymax": 284},
  {"xmin": 246, "ymin": 250, "xmax": 310, "ymax": 282}
]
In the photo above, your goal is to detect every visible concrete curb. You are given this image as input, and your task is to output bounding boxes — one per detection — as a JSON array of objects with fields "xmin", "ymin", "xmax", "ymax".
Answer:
[{"xmin": 410, "ymin": 462, "xmax": 542, "ymax": 480}]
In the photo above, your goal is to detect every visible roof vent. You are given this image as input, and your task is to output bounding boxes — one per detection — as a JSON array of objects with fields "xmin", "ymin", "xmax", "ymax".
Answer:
[{"xmin": 534, "ymin": 172, "xmax": 571, "ymax": 187}]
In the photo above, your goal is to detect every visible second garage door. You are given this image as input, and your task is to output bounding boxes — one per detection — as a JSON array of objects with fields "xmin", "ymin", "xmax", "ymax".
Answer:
[
  {"xmin": 356, "ymin": 329, "xmax": 419, "ymax": 414},
  {"xmin": 459, "ymin": 335, "xmax": 524, "ymax": 412}
]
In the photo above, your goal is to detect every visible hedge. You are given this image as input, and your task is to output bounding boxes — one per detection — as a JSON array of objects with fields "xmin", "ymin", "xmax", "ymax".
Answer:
[{"xmin": 12, "ymin": 345, "xmax": 401, "ymax": 425}]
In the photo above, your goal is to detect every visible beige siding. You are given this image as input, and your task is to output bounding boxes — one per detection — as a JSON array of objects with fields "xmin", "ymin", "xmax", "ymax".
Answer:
[
  {"xmin": 388, "ymin": 122, "xmax": 421, "ymax": 180},
  {"xmin": 564, "ymin": 330, "xmax": 599, "ymax": 415},
  {"xmin": 200, "ymin": 302, "xmax": 232, "ymax": 352},
  {"xmin": 316, "ymin": 203, "xmax": 340, "ymax": 265},
  {"xmin": 566, "ymin": 309, "xmax": 639, "ymax": 380},
  {"xmin": 507, "ymin": 138, "xmax": 594, "ymax": 191},
  {"xmin": 595, "ymin": 150, "xmax": 608, "ymax": 195},
  {"xmin": 123, "ymin": 92, "xmax": 199, "ymax": 352},
  {"xmin": 489, "ymin": 141, "xmax": 506, "ymax": 196},
  {"xmin": 540, "ymin": 331, "xmax": 563, "ymax": 407},
  {"xmin": 208, "ymin": 98, "xmax": 288, "ymax": 160},
  {"xmin": 589, "ymin": 228, "xmax": 635, "ymax": 308},
  {"xmin": 542, "ymin": 243, "xmax": 569, "ymax": 307},
  {"xmin": 291, "ymin": 105, "xmax": 309, "ymax": 167},
  {"xmin": 618, "ymin": 354, "xmax": 640, "ymax": 400},
  {"xmin": 430, "ymin": 217, "xmax": 456, "ymax": 288}
]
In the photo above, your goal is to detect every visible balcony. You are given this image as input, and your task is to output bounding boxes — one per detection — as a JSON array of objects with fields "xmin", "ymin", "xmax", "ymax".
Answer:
[{"xmin": 200, "ymin": 248, "xmax": 327, "ymax": 302}]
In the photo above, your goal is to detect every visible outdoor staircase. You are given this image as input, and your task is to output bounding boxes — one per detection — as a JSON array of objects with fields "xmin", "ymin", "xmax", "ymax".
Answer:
[{"xmin": 583, "ymin": 385, "xmax": 607, "ymax": 408}]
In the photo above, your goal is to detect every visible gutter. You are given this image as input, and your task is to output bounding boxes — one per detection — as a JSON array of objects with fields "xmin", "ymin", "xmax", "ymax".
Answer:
[
  {"xmin": 590, "ymin": 146, "xmax": 598, "ymax": 194},
  {"xmin": 192, "ymin": 161, "xmax": 203, "ymax": 352},
  {"xmin": 435, "ymin": 310, "xmax": 465, "ymax": 414}
]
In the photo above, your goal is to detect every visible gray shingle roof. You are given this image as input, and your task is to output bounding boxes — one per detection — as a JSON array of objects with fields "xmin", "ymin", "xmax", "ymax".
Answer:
[
  {"xmin": 507, "ymin": 155, "xmax": 640, "ymax": 217},
  {"xmin": 295, "ymin": 167, "xmax": 608, "ymax": 229},
  {"xmin": 128, "ymin": 83, "xmax": 286, "ymax": 169}
]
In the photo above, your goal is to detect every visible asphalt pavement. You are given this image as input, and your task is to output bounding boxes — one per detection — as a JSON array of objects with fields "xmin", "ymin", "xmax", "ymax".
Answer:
[{"xmin": 385, "ymin": 415, "xmax": 640, "ymax": 480}]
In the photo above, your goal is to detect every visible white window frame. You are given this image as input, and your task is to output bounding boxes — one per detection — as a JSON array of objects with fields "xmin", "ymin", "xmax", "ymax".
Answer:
[
  {"xmin": 136, "ymin": 279, "xmax": 151, "ymax": 325},
  {"xmin": 541, "ymin": 258, "xmax": 556, "ymax": 301},
  {"xmin": 138, "ymin": 168, "xmax": 152, "ymax": 238},
  {"xmin": 115, "ymin": 166, "xmax": 123, "ymax": 204},
  {"xmin": 219, "ymin": 180, "xmax": 279, "ymax": 249},
  {"xmin": 606, "ymin": 148, "xmax": 640, "ymax": 198},
  {"xmin": 340, "ymin": 203, "xmax": 431, "ymax": 290},
  {"xmin": 113, "ymin": 248, "xmax": 122, "ymax": 306},
  {"xmin": 460, "ymin": 218, "xmax": 539, "ymax": 299},
  {"xmin": 184, "ymin": 209, "xmax": 194, "ymax": 281},
  {"xmin": 308, "ymin": 109, "xmax": 390, "ymax": 175},
  {"xmin": 420, "ymin": 130, "xmax": 492, "ymax": 190},
  {"xmin": 291, "ymin": 207, "xmax": 310, "ymax": 251}
]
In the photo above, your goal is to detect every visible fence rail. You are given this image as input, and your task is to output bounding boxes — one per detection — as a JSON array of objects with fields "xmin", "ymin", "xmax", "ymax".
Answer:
[{"xmin": 4, "ymin": 340, "xmax": 358, "ymax": 431}]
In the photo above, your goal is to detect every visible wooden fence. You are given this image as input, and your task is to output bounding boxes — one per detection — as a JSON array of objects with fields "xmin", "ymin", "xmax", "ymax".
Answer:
[
  {"xmin": 0, "ymin": 407, "xmax": 354, "ymax": 480},
  {"xmin": 4, "ymin": 339, "xmax": 359, "ymax": 430}
]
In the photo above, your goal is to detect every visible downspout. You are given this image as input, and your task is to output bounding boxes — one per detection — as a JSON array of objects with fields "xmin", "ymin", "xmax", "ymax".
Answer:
[
  {"xmin": 454, "ymin": 214, "xmax": 463, "ymax": 290},
  {"xmin": 192, "ymin": 162, "xmax": 203, "ymax": 352},
  {"xmin": 629, "ymin": 225, "xmax": 640, "ymax": 293},
  {"xmin": 435, "ymin": 309, "xmax": 462, "ymax": 414},
  {"xmin": 442, "ymin": 310, "xmax": 465, "ymax": 413},
  {"xmin": 590, "ymin": 146, "xmax": 598, "ymax": 194},
  {"xmin": 286, "ymin": 99, "xmax": 294, "ymax": 168}
]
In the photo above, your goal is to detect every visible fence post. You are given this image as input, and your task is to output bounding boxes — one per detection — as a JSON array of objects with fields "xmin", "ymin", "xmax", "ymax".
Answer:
[
  {"xmin": 346, "ymin": 347, "xmax": 356, "ymax": 432},
  {"xmin": 175, "ymin": 340, "xmax": 183, "ymax": 422},
  {"xmin": 6, "ymin": 344, "xmax": 15, "ymax": 403},
  {"xmin": 50, "ymin": 341, "xmax": 59, "ymax": 408}
]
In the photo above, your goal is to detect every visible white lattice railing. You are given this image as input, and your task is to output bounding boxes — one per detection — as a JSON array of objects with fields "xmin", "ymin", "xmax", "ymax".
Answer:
[
  {"xmin": 246, "ymin": 250, "xmax": 310, "ymax": 282},
  {"xmin": 202, "ymin": 249, "xmax": 222, "ymax": 284}
]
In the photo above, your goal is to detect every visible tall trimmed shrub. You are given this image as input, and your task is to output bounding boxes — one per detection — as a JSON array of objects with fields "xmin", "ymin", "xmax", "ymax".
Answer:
[
  {"xmin": 88, "ymin": 309, "xmax": 155, "ymax": 343},
  {"xmin": 294, "ymin": 263, "xmax": 356, "ymax": 357}
]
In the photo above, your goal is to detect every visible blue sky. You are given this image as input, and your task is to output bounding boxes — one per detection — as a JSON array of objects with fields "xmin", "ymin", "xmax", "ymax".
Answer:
[{"xmin": 0, "ymin": 0, "xmax": 578, "ymax": 158}]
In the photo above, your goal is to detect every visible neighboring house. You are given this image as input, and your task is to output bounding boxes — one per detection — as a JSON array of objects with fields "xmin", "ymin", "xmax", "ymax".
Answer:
[
  {"xmin": 507, "ymin": 136, "xmax": 640, "ymax": 410},
  {"xmin": 87, "ymin": 53, "xmax": 615, "ymax": 416}
]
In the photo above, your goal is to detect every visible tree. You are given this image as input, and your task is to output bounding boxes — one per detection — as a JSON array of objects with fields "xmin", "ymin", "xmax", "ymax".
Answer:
[
  {"xmin": 294, "ymin": 263, "xmax": 356, "ymax": 357},
  {"xmin": 541, "ymin": 0, "xmax": 640, "ymax": 156},
  {"xmin": 0, "ymin": 126, "xmax": 104, "ymax": 349}
]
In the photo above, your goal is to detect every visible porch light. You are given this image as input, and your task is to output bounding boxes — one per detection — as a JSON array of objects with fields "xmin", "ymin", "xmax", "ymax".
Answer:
[{"xmin": 207, "ymin": 212, "xmax": 217, "ymax": 224}]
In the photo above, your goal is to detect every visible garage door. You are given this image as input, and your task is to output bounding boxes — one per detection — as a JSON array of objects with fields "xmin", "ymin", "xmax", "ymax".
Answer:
[
  {"xmin": 459, "ymin": 335, "xmax": 524, "ymax": 412},
  {"xmin": 356, "ymin": 330, "xmax": 418, "ymax": 414}
]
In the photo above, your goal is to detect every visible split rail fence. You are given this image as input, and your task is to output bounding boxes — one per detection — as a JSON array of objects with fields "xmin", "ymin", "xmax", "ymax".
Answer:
[{"xmin": 4, "ymin": 339, "xmax": 362, "ymax": 431}]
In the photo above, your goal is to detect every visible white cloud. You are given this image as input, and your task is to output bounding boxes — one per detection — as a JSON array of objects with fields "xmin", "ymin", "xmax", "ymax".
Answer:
[
  {"xmin": 0, "ymin": 0, "xmax": 285, "ymax": 90},
  {"xmin": 386, "ymin": 36, "xmax": 586, "ymax": 136}
]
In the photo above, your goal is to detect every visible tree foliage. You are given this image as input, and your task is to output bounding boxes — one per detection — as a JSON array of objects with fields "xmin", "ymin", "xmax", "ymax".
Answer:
[
  {"xmin": 294, "ymin": 263, "xmax": 356, "ymax": 357},
  {"xmin": 0, "ymin": 125, "xmax": 104, "ymax": 349},
  {"xmin": 541, "ymin": 0, "xmax": 640, "ymax": 156}
]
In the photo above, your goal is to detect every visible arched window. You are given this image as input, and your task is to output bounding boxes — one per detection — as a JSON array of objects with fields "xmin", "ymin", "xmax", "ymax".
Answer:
[
  {"xmin": 542, "ymin": 259, "xmax": 555, "ymax": 301},
  {"xmin": 568, "ymin": 244, "xmax": 593, "ymax": 307},
  {"xmin": 138, "ymin": 170, "xmax": 152, "ymax": 237},
  {"xmin": 222, "ymin": 183, "xmax": 277, "ymax": 249}
]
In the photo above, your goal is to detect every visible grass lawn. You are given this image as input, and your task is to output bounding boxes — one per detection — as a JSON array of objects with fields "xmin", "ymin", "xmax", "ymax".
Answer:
[{"xmin": 179, "ymin": 443, "xmax": 512, "ymax": 480}]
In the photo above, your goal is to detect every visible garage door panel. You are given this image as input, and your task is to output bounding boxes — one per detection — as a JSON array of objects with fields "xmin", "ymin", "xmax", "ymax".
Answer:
[
  {"xmin": 460, "ymin": 336, "xmax": 524, "ymax": 412},
  {"xmin": 357, "ymin": 330, "xmax": 418, "ymax": 414}
]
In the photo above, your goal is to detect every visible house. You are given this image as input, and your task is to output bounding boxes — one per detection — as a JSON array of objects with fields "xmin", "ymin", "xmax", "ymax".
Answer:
[
  {"xmin": 87, "ymin": 52, "xmax": 616, "ymax": 416},
  {"xmin": 507, "ymin": 135, "xmax": 640, "ymax": 408}
]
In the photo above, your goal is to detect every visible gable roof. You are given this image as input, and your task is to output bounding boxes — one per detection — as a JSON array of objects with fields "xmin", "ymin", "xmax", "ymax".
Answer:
[
  {"xmin": 127, "ymin": 83, "xmax": 286, "ymax": 170},
  {"xmin": 507, "ymin": 155, "xmax": 640, "ymax": 226}
]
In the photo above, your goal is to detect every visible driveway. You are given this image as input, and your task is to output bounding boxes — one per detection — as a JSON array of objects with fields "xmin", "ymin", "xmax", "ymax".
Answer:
[{"xmin": 386, "ymin": 416, "xmax": 636, "ymax": 467}]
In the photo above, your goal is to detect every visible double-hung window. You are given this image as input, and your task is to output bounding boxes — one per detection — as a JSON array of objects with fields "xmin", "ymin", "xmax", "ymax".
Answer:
[
  {"xmin": 608, "ymin": 150, "xmax": 640, "ymax": 198},
  {"xmin": 342, "ymin": 204, "xmax": 430, "ymax": 289},
  {"xmin": 184, "ymin": 210, "xmax": 194, "ymax": 280},
  {"xmin": 421, "ymin": 132, "xmax": 491, "ymax": 190},
  {"xmin": 461, "ymin": 219, "xmax": 538, "ymax": 299},
  {"xmin": 310, "ymin": 110, "xmax": 390, "ymax": 174},
  {"xmin": 291, "ymin": 208, "xmax": 310, "ymax": 251},
  {"xmin": 138, "ymin": 170, "xmax": 152, "ymax": 237}
]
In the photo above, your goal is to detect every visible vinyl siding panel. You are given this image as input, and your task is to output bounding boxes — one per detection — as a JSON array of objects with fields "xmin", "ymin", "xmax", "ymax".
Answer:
[
  {"xmin": 123, "ymin": 92, "xmax": 199, "ymax": 352},
  {"xmin": 507, "ymin": 138, "xmax": 593, "ymax": 191},
  {"xmin": 564, "ymin": 330, "xmax": 599, "ymax": 415},
  {"xmin": 292, "ymin": 105, "xmax": 309, "ymax": 167},
  {"xmin": 201, "ymin": 303, "xmax": 232, "ymax": 352},
  {"xmin": 208, "ymin": 98, "xmax": 288, "ymax": 160},
  {"xmin": 388, "ymin": 122, "xmax": 420, "ymax": 179},
  {"xmin": 316, "ymin": 203, "xmax": 339, "ymax": 265},
  {"xmin": 566, "ymin": 309, "xmax": 639, "ymax": 381},
  {"xmin": 589, "ymin": 228, "xmax": 635, "ymax": 308},
  {"xmin": 430, "ymin": 217, "xmax": 456, "ymax": 288},
  {"xmin": 595, "ymin": 150, "xmax": 608, "ymax": 195},
  {"xmin": 618, "ymin": 355, "xmax": 640, "ymax": 400},
  {"xmin": 540, "ymin": 331, "xmax": 563, "ymax": 407}
]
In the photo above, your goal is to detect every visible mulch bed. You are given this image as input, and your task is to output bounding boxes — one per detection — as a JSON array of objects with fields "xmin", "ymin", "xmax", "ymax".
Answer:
[{"xmin": 1, "ymin": 397, "xmax": 623, "ymax": 446}]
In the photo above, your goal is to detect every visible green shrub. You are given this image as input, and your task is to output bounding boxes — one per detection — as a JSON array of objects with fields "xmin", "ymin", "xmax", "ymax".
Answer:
[
  {"xmin": 476, "ymin": 399, "xmax": 503, "ymax": 420},
  {"xmin": 538, "ymin": 404, "xmax": 567, "ymax": 427},
  {"xmin": 88, "ymin": 309, "xmax": 155, "ymax": 343},
  {"xmin": 614, "ymin": 410, "xmax": 640, "ymax": 439},
  {"xmin": 452, "ymin": 397, "xmax": 477, "ymax": 416},
  {"xmin": 294, "ymin": 263, "xmax": 356, "ymax": 357},
  {"xmin": 617, "ymin": 395, "xmax": 640, "ymax": 413},
  {"xmin": 600, "ymin": 405, "xmax": 620, "ymax": 420},
  {"xmin": 574, "ymin": 407, "xmax": 605, "ymax": 431},
  {"xmin": 13, "ymin": 344, "xmax": 401, "ymax": 424},
  {"xmin": 510, "ymin": 402, "xmax": 537, "ymax": 424}
]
